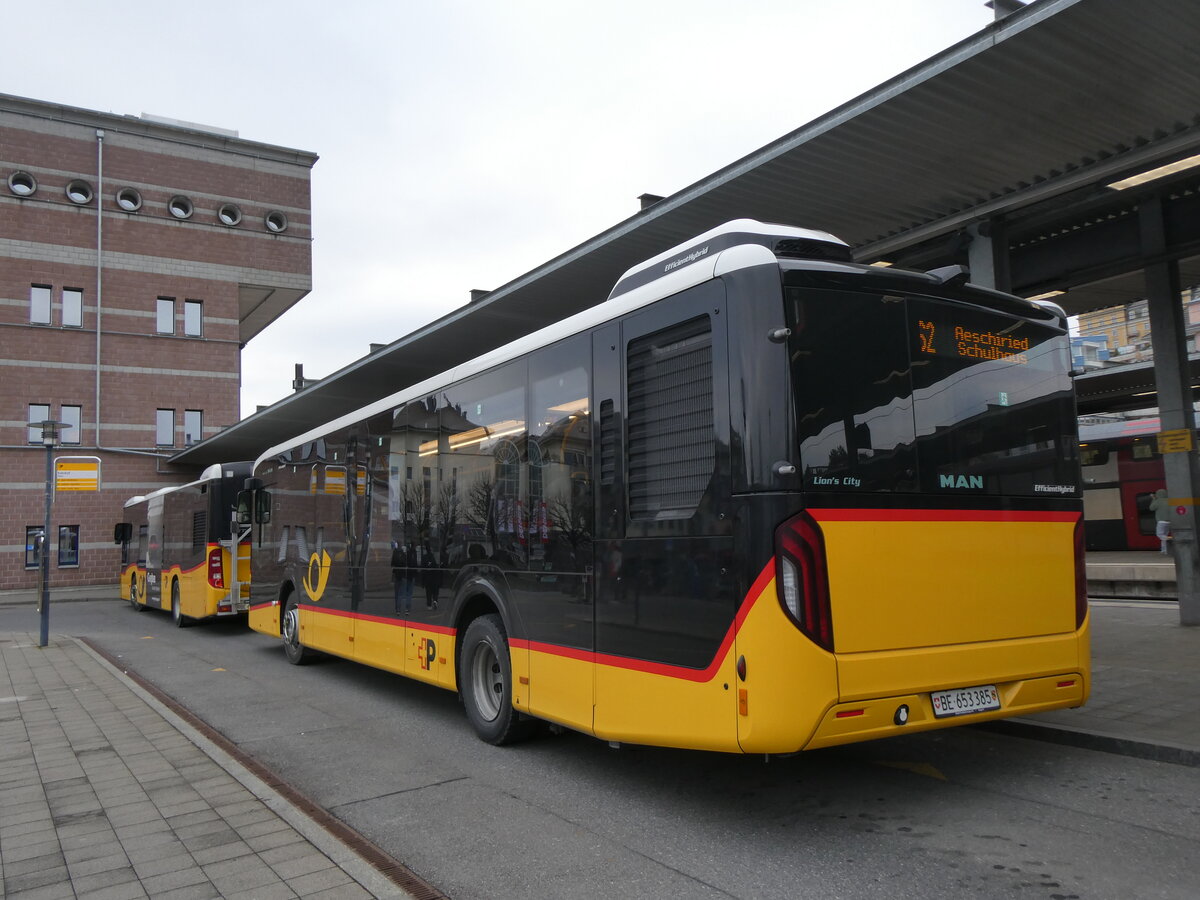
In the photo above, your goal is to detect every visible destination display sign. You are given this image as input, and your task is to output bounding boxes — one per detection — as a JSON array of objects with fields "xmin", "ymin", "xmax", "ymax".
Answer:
[{"xmin": 916, "ymin": 319, "xmax": 1030, "ymax": 365}]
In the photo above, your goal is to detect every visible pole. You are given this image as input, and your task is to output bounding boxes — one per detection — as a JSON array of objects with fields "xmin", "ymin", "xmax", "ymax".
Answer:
[{"xmin": 40, "ymin": 439, "xmax": 52, "ymax": 647}]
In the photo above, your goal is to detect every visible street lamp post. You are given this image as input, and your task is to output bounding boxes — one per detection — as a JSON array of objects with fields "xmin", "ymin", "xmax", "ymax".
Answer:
[{"xmin": 28, "ymin": 419, "xmax": 64, "ymax": 648}]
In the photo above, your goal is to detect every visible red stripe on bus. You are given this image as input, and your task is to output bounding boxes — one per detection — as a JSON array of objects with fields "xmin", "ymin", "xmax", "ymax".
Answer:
[
  {"xmin": 514, "ymin": 558, "xmax": 776, "ymax": 683},
  {"xmin": 291, "ymin": 560, "xmax": 778, "ymax": 684},
  {"xmin": 298, "ymin": 604, "xmax": 457, "ymax": 636},
  {"xmin": 808, "ymin": 509, "xmax": 1081, "ymax": 524}
]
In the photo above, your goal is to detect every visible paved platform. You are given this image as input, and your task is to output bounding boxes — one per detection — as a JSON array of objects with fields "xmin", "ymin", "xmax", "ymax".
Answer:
[
  {"xmin": 997, "ymin": 598, "xmax": 1200, "ymax": 767},
  {"xmin": 0, "ymin": 633, "xmax": 412, "ymax": 899}
]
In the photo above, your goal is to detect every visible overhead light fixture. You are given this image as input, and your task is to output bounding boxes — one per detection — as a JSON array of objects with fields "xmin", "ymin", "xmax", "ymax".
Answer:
[
  {"xmin": 1026, "ymin": 289, "xmax": 1066, "ymax": 302},
  {"xmin": 869, "ymin": 260, "xmax": 893, "ymax": 268},
  {"xmin": 1107, "ymin": 152, "xmax": 1200, "ymax": 190}
]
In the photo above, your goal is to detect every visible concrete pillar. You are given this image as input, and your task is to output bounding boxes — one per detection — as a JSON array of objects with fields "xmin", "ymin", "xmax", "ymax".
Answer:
[
  {"xmin": 1141, "ymin": 196, "xmax": 1200, "ymax": 625},
  {"xmin": 966, "ymin": 219, "xmax": 1012, "ymax": 293}
]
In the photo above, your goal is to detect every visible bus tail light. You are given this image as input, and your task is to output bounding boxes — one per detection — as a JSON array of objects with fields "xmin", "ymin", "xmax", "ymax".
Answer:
[
  {"xmin": 775, "ymin": 511, "xmax": 833, "ymax": 650},
  {"xmin": 1073, "ymin": 517, "xmax": 1088, "ymax": 629},
  {"xmin": 207, "ymin": 546, "xmax": 225, "ymax": 589}
]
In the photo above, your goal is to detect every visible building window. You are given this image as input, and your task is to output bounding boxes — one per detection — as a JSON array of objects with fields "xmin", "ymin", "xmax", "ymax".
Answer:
[
  {"xmin": 168, "ymin": 196, "xmax": 194, "ymax": 219},
  {"xmin": 62, "ymin": 288, "xmax": 83, "ymax": 328},
  {"xmin": 61, "ymin": 405, "xmax": 82, "ymax": 445},
  {"xmin": 9, "ymin": 171, "xmax": 37, "ymax": 196},
  {"xmin": 184, "ymin": 409, "xmax": 202, "ymax": 446},
  {"xmin": 157, "ymin": 297, "xmax": 175, "ymax": 334},
  {"xmin": 65, "ymin": 180, "xmax": 94, "ymax": 205},
  {"xmin": 218, "ymin": 203, "xmax": 242, "ymax": 226},
  {"xmin": 27, "ymin": 404, "xmax": 50, "ymax": 443},
  {"xmin": 265, "ymin": 210, "xmax": 288, "ymax": 233},
  {"xmin": 31, "ymin": 285, "xmax": 52, "ymax": 325},
  {"xmin": 156, "ymin": 409, "xmax": 175, "ymax": 446},
  {"xmin": 184, "ymin": 300, "xmax": 203, "ymax": 337},
  {"xmin": 25, "ymin": 526, "xmax": 44, "ymax": 569},
  {"xmin": 58, "ymin": 526, "xmax": 80, "ymax": 567},
  {"xmin": 115, "ymin": 187, "xmax": 143, "ymax": 211}
]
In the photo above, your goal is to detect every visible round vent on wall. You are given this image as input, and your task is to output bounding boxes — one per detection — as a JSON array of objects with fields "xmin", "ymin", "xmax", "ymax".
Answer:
[
  {"xmin": 8, "ymin": 171, "xmax": 37, "ymax": 196},
  {"xmin": 169, "ymin": 195, "xmax": 194, "ymax": 219}
]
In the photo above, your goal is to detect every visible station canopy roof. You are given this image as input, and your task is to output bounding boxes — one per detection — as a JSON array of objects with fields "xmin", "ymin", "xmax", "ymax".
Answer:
[{"xmin": 174, "ymin": 0, "xmax": 1200, "ymax": 467}]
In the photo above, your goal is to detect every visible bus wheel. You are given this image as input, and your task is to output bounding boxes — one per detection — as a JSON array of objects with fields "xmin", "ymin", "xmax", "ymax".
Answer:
[
  {"xmin": 460, "ymin": 614, "xmax": 533, "ymax": 745},
  {"xmin": 282, "ymin": 594, "xmax": 312, "ymax": 665},
  {"xmin": 129, "ymin": 575, "xmax": 143, "ymax": 610},
  {"xmin": 171, "ymin": 581, "xmax": 189, "ymax": 628}
]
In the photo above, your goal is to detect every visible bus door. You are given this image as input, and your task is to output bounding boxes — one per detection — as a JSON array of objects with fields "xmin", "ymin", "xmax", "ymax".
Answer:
[
  {"xmin": 146, "ymin": 494, "xmax": 165, "ymax": 610},
  {"xmin": 592, "ymin": 282, "xmax": 740, "ymax": 750}
]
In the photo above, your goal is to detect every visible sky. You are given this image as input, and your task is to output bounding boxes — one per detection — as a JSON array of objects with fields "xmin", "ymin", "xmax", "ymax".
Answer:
[{"xmin": 3, "ymin": 0, "xmax": 997, "ymax": 418}]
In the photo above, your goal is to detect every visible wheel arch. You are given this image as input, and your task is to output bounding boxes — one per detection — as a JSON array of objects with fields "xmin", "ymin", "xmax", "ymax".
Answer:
[{"xmin": 452, "ymin": 577, "xmax": 517, "ymax": 683}]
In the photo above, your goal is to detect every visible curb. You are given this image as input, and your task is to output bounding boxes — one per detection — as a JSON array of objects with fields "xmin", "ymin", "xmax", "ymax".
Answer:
[{"xmin": 980, "ymin": 718, "xmax": 1200, "ymax": 768}]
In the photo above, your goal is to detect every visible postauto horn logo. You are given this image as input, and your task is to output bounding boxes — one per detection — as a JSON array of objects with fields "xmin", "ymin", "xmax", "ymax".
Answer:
[{"xmin": 303, "ymin": 550, "xmax": 332, "ymax": 602}]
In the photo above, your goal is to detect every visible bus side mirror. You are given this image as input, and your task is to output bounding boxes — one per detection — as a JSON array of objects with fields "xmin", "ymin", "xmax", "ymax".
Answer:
[
  {"xmin": 235, "ymin": 491, "xmax": 253, "ymax": 526},
  {"xmin": 113, "ymin": 522, "xmax": 132, "ymax": 545},
  {"xmin": 256, "ymin": 490, "xmax": 272, "ymax": 524}
]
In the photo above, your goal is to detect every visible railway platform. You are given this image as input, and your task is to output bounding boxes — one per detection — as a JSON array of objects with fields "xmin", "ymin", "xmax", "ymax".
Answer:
[{"xmin": 1086, "ymin": 549, "xmax": 1178, "ymax": 600}]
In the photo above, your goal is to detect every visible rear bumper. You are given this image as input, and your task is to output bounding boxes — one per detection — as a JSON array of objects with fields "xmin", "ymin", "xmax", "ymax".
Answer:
[{"xmin": 804, "ymin": 670, "xmax": 1087, "ymax": 750}]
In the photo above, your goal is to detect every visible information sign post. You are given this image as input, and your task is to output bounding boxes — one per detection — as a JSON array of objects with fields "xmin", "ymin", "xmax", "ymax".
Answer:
[{"xmin": 27, "ymin": 419, "xmax": 65, "ymax": 648}]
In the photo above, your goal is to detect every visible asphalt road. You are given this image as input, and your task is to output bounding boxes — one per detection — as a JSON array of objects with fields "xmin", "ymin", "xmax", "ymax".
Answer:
[{"xmin": 5, "ymin": 597, "xmax": 1198, "ymax": 900}]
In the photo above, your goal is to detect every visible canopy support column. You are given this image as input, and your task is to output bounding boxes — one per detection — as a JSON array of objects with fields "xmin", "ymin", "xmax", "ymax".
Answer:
[{"xmin": 1142, "ymin": 196, "xmax": 1200, "ymax": 625}]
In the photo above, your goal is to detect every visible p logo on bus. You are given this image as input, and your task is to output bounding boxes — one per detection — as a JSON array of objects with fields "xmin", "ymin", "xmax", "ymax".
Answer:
[
  {"xmin": 419, "ymin": 638, "xmax": 436, "ymax": 671},
  {"xmin": 302, "ymin": 550, "xmax": 331, "ymax": 602}
]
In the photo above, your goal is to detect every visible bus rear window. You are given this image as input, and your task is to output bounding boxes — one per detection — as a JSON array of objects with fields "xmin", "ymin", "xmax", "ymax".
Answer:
[{"xmin": 786, "ymin": 288, "xmax": 1079, "ymax": 497}]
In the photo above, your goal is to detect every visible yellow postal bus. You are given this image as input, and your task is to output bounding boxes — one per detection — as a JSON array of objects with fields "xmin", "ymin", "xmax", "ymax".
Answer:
[
  {"xmin": 238, "ymin": 220, "xmax": 1088, "ymax": 753},
  {"xmin": 117, "ymin": 462, "xmax": 252, "ymax": 626}
]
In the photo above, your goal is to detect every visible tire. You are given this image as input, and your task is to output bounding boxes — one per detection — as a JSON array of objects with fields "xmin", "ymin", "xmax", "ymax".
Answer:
[
  {"xmin": 460, "ymin": 614, "xmax": 534, "ymax": 745},
  {"xmin": 281, "ymin": 592, "xmax": 312, "ymax": 665},
  {"xmin": 171, "ymin": 580, "xmax": 189, "ymax": 628},
  {"xmin": 129, "ymin": 575, "xmax": 143, "ymax": 611}
]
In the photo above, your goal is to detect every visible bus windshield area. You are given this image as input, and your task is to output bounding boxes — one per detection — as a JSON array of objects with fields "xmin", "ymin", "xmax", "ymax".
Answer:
[{"xmin": 786, "ymin": 287, "xmax": 1080, "ymax": 497}]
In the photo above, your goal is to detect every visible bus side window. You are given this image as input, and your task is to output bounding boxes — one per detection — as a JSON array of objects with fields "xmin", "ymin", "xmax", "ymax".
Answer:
[
  {"xmin": 528, "ymin": 338, "xmax": 592, "ymax": 573},
  {"xmin": 1078, "ymin": 444, "xmax": 1109, "ymax": 467}
]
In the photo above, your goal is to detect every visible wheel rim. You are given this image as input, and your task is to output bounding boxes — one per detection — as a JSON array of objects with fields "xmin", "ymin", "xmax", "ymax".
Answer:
[
  {"xmin": 283, "ymin": 605, "xmax": 300, "ymax": 648},
  {"xmin": 470, "ymin": 641, "xmax": 503, "ymax": 722},
  {"xmin": 172, "ymin": 584, "xmax": 180, "ymax": 620}
]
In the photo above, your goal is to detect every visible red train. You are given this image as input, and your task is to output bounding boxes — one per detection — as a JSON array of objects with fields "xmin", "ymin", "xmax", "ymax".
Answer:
[{"xmin": 1078, "ymin": 418, "xmax": 1165, "ymax": 551}]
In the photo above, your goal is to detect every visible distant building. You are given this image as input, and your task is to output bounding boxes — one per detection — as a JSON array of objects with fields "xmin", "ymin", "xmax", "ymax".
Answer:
[
  {"xmin": 1070, "ymin": 334, "xmax": 1111, "ymax": 371},
  {"xmin": 1, "ymin": 94, "xmax": 316, "ymax": 590},
  {"xmin": 1075, "ymin": 287, "xmax": 1200, "ymax": 363}
]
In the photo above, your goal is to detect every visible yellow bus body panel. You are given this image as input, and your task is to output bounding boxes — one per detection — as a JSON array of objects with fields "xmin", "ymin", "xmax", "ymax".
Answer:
[
  {"xmin": 735, "ymin": 568, "xmax": 840, "ymax": 754},
  {"xmin": 249, "ymin": 602, "xmax": 280, "ymax": 636},
  {"xmin": 593, "ymin": 651, "xmax": 739, "ymax": 753},
  {"xmin": 119, "ymin": 564, "xmax": 140, "ymax": 602},
  {"xmin": 820, "ymin": 515, "xmax": 1077, "ymax": 653},
  {"xmin": 524, "ymin": 645, "xmax": 594, "ymax": 735}
]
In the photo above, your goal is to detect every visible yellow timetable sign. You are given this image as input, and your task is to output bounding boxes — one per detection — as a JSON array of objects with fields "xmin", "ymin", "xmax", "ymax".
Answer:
[
  {"xmin": 1157, "ymin": 429, "xmax": 1195, "ymax": 454},
  {"xmin": 55, "ymin": 457, "xmax": 101, "ymax": 492}
]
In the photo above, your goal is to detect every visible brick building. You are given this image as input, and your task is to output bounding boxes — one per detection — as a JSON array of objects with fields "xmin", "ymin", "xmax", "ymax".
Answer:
[{"xmin": 1, "ymin": 93, "xmax": 316, "ymax": 590}]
